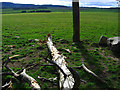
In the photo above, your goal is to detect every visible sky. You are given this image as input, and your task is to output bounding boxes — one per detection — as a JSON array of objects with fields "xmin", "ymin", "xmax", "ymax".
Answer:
[{"xmin": 0, "ymin": 0, "xmax": 119, "ymax": 8}]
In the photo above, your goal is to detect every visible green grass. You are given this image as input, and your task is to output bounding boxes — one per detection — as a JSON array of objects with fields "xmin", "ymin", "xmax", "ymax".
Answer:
[{"xmin": 2, "ymin": 11, "xmax": 119, "ymax": 89}]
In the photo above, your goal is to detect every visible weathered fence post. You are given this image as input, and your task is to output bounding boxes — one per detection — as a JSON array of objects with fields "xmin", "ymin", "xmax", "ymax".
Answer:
[{"xmin": 72, "ymin": 0, "xmax": 80, "ymax": 42}]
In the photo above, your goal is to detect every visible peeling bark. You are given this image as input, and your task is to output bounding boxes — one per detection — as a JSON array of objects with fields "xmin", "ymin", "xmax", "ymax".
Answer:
[
  {"xmin": 19, "ymin": 69, "xmax": 41, "ymax": 90},
  {"xmin": 46, "ymin": 34, "xmax": 77, "ymax": 89}
]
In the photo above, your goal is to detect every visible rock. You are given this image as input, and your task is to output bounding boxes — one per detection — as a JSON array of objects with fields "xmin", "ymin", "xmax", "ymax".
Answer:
[
  {"xmin": 99, "ymin": 36, "xmax": 120, "ymax": 52},
  {"xmin": 99, "ymin": 36, "xmax": 108, "ymax": 46},
  {"xmin": 107, "ymin": 37, "xmax": 120, "ymax": 52},
  {"xmin": 35, "ymin": 39, "xmax": 39, "ymax": 42},
  {"xmin": 14, "ymin": 36, "xmax": 20, "ymax": 39},
  {"xmin": 107, "ymin": 37, "xmax": 120, "ymax": 46}
]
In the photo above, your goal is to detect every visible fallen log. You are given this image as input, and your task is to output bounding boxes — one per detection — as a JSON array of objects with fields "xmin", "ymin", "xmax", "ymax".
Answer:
[{"xmin": 46, "ymin": 34, "xmax": 78, "ymax": 89}]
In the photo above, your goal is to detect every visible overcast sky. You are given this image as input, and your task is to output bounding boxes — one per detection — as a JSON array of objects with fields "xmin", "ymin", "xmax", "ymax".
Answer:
[{"xmin": 0, "ymin": 0, "xmax": 119, "ymax": 8}]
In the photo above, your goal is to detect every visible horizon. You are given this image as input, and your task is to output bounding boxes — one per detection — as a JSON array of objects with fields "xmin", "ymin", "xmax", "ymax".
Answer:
[{"xmin": 0, "ymin": 0, "xmax": 119, "ymax": 8}]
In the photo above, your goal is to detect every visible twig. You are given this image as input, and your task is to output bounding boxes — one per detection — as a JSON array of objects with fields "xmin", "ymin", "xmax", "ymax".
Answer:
[
  {"xmin": 2, "ymin": 58, "xmax": 41, "ymax": 89},
  {"xmin": 38, "ymin": 76, "xmax": 57, "ymax": 85},
  {"xmin": 2, "ymin": 81, "xmax": 12, "ymax": 88},
  {"xmin": 82, "ymin": 64, "xmax": 99, "ymax": 78},
  {"xmin": 72, "ymin": 66, "xmax": 83, "ymax": 69}
]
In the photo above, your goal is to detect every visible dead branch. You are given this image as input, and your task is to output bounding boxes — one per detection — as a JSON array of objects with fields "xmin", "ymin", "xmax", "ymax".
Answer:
[
  {"xmin": 81, "ymin": 64, "xmax": 106, "ymax": 84},
  {"xmin": 25, "ymin": 63, "xmax": 40, "ymax": 71},
  {"xmin": 2, "ymin": 58, "xmax": 41, "ymax": 90},
  {"xmin": 82, "ymin": 64, "xmax": 99, "ymax": 78},
  {"xmin": 46, "ymin": 34, "xmax": 79, "ymax": 89},
  {"xmin": 44, "ymin": 57, "xmax": 67, "ymax": 78},
  {"xmin": 73, "ymin": 62, "xmax": 107, "ymax": 85},
  {"xmin": 67, "ymin": 67, "xmax": 81, "ymax": 89},
  {"xmin": 26, "ymin": 63, "xmax": 54, "ymax": 71},
  {"xmin": 72, "ymin": 66, "xmax": 83, "ymax": 69},
  {"xmin": 38, "ymin": 76, "xmax": 57, "ymax": 85},
  {"xmin": 19, "ymin": 69, "xmax": 40, "ymax": 90},
  {"xmin": 40, "ymin": 64, "xmax": 54, "ymax": 66},
  {"xmin": 49, "ymin": 77, "xmax": 57, "ymax": 81},
  {"xmin": 9, "ymin": 55, "xmax": 20, "ymax": 59},
  {"xmin": 2, "ymin": 81, "xmax": 12, "ymax": 88}
]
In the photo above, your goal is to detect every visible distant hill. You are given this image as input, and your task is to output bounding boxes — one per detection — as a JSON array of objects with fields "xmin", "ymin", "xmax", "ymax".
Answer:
[
  {"xmin": 1, "ymin": 2, "xmax": 119, "ymax": 9},
  {"xmin": 1, "ymin": 2, "xmax": 69, "ymax": 9},
  {"xmin": 1, "ymin": 2, "xmax": 119, "ymax": 14}
]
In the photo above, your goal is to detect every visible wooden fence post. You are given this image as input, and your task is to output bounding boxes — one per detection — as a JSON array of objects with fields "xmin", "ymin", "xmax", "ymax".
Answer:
[{"xmin": 72, "ymin": 0, "xmax": 80, "ymax": 42}]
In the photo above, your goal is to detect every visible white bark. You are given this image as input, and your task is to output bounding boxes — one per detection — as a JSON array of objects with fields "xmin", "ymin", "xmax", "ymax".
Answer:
[
  {"xmin": 4, "ymin": 65, "xmax": 41, "ymax": 90},
  {"xmin": 20, "ymin": 69, "xmax": 40, "ymax": 90},
  {"xmin": 2, "ymin": 81, "xmax": 12, "ymax": 88},
  {"xmin": 3, "ymin": 56, "xmax": 41, "ymax": 89},
  {"xmin": 47, "ymin": 35, "xmax": 75, "ymax": 89}
]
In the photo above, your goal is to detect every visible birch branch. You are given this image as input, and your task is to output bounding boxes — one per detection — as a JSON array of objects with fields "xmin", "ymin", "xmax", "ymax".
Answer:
[
  {"xmin": 81, "ymin": 64, "xmax": 106, "ymax": 84},
  {"xmin": 2, "ymin": 81, "xmax": 12, "ymax": 88},
  {"xmin": 46, "ymin": 33, "xmax": 79, "ymax": 89},
  {"xmin": 3, "ymin": 59, "xmax": 41, "ymax": 90}
]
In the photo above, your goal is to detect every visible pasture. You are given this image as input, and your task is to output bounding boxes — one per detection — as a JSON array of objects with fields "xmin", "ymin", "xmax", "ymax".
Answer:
[{"xmin": 2, "ymin": 11, "xmax": 119, "ymax": 89}]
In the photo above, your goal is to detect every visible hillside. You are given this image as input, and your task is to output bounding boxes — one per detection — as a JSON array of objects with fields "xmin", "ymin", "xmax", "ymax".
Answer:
[
  {"xmin": 1, "ymin": 2, "xmax": 119, "ymax": 14},
  {"xmin": 1, "ymin": 2, "xmax": 68, "ymax": 9}
]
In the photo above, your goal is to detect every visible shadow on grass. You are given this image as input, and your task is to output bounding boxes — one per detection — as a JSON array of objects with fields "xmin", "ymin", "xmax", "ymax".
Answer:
[
  {"xmin": 112, "ymin": 51, "xmax": 120, "ymax": 58},
  {"xmin": 74, "ymin": 41, "xmax": 114, "ymax": 89}
]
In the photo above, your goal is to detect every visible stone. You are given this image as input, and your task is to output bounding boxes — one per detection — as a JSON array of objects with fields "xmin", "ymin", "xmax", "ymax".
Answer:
[
  {"xmin": 107, "ymin": 37, "xmax": 120, "ymax": 46},
  {"xmin": 35, "ymin": 39, "xmax": 39, "ymax": 42},
  {"xmin": 14, "ymin": 36, "xmax": 20, "ymax": 39},
  {"xmin": 107, "ymin": 37, "xmax": 120, "ymax": 52},
  {"xmin": 99, "ymin": 36, "xmax": 108, "ymax": 46}
]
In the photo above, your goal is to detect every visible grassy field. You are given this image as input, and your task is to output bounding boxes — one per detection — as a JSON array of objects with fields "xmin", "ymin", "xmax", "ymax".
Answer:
[{"xmin": 2, "ymin": 11, "xmax": 120, "ymax": 89}]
